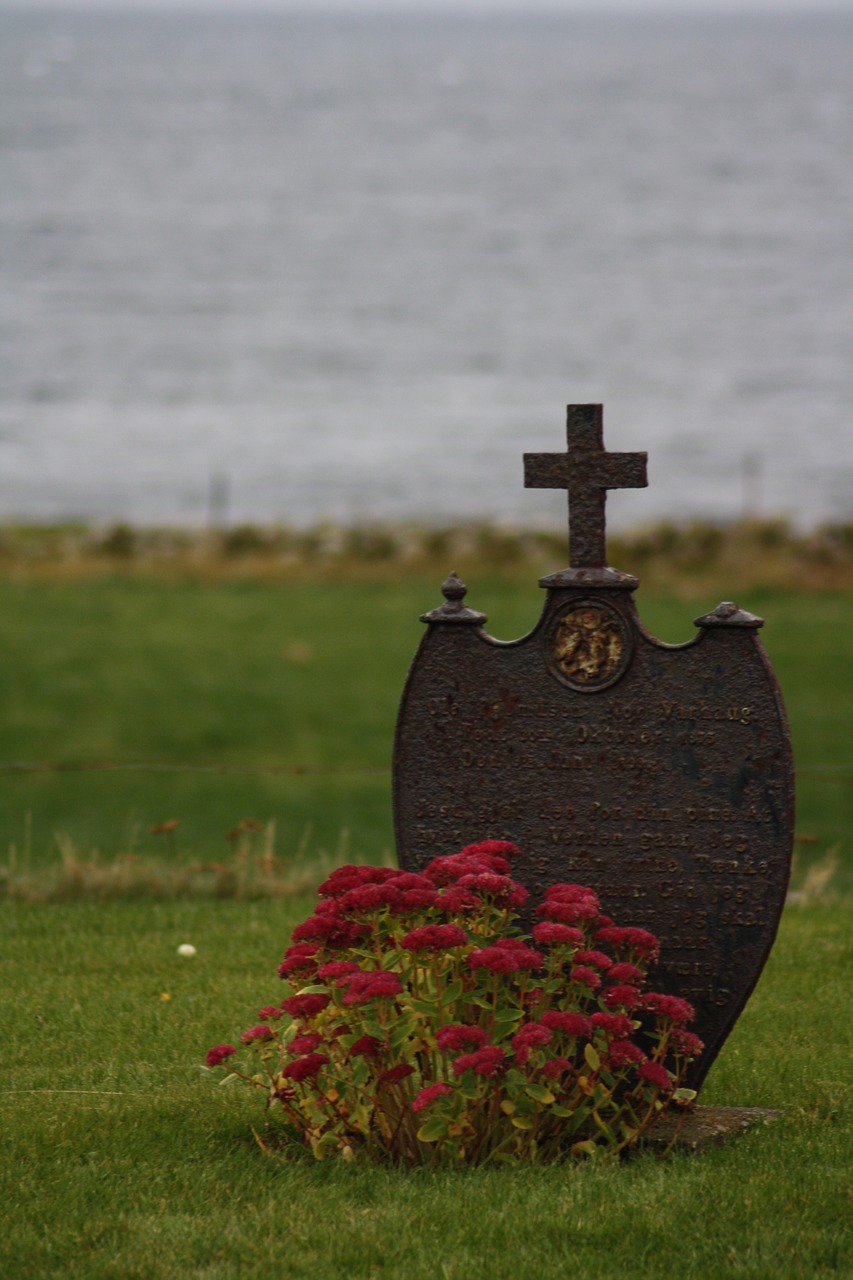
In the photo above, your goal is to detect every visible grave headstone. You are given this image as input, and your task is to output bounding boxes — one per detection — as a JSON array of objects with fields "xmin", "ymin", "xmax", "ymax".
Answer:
[{"xmin": 393, "ymin": 404, "xmax": 794, "ymax": 1090}]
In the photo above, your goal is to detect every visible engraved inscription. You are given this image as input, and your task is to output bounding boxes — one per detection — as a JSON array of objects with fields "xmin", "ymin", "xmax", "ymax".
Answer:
[{"xmin": 662, "ymin": 701, "xmax": 754, "ymax": 725}]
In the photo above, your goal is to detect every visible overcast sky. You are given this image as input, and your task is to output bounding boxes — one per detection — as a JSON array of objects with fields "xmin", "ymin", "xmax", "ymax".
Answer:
[{"xmin": 3, "ymin": 0, "xmax": 851, "ymax": 14}]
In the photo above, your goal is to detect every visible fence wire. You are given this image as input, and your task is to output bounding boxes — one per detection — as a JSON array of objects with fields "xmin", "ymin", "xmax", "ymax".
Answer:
[
  {"xmin": 0, "ymin": 760, "xmax": 848, "ymax": 782},
  {"xmin": 0, "ymin": 760, "xmax": 390, "ymax": 778}
]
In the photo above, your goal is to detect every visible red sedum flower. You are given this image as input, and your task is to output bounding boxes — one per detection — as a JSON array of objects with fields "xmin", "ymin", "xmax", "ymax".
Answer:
[
  {"xmin": 288, "ymin": 1032, "xmax": 325, "ymax": 1055},
  {"xmin": 540, "ymin": 1011, "xmax": 592, "ymax": 1037},
  {"xmin": 277, "ymin": 943, "xmax": 319, "ymax": 980},
  {"xmin": 349, "ymin": 1034, "xmax": 384, "ymax": 1057},
  {"xmin": 387, "ymin": 872, "xmax": 435, "ymax": 892},
  {"xmin": 435, "ymin": 1024, "xmax": 490, "ymax": 1053},
  {"xmin": 545, "ymin": 883, "xmax": 600, "ymax": 906},
  {"xmin": 511, "ymin": 1022, "xmax": 553, "ymax": 1065},
  {"xmin": 469, "ymin": 944, "xmax": 543, "ymax": 975},
  {"xmin": 541, "ymin": 1056, "xmax": 573, "ymax": 1079},
  {"xmin": 573, "ymin": 950, "xmax": 613, "ymax": 970},
  {"xmin": 411, "ymin": 1082, "xmax": 453, "ymax": 1112},
  {"xmin": 378, "ymin": 1063, "xmax": 415, "ymax": 1084},
  {"xmin": 452, "ymin": 1045, "xmax": 507, "ymax": 1078},
  {"xmin": 434, "ymin": 885, "xmax": 482, "ymax": 915},
  {"xmin": 606, "ymin": 1039, "xmax": 648, "ymax": 1069},
  {"xmin": 603, "ymin": 984, "xmax": 642, "ymax": 1010},
  {"xmin": 607, "ymin": 962, "xmax": 645, "ymax": 984},
  {"xmin": 290, "ymin": 914, "xmax": 338, "ymax": 941},
  {"xmin": 340, "ymin": 971, "xmax": 403, "ymax": 1005},
  {"xmin": 459, "ymin": 840, "xmax": 519, "ymax": 861},
  {"xmin": 595, "ymin": 925, "xmax": 660, "ymax": 961},
  {"xmin": 280, "ymin": 992, "xmax": 331, "ymax": 1018},
  {"xmin": 240, "ymin": 1024, "xmax": 274, "ymax": 1044},
  {"xmin": 393, "ymin": 888, "xmax": 440, "ymax": 915},
  {"xmin": 641, "ymin": 992, "xmax": 696, "ymax": 1027},
  {"xmin": 206, "ymin": 1043, "xmax": 236, "ymax": 1068},
  {"xmin": 455, "ymin": 872, "xmax": 529, "ymax": 908},
  {"xmin": 317, "ymin": 864, "xmax": 398, "ymax": 898},
  {"xmin": 512, "ymin": 1022, "xmax": 553, "ymax": 1048},
  {"xmin": 537, "ymin": 898, "xmax": 600, "ymax": 925},
  {"xmin": 670, "ymin": 1029, "xmax": 705, "ymax": 1057},
  {"xmin": 290, "ymin": 915, "xmax": 348, "ymax": 945},
  {"xmin": 337, "ymin": 883, "xmax": 403, "ymax": 914},
  {"xmin": 401, "ymin": 923, "xmax": 468, "ymax": 951},
  {"xmin": 532, "ymin": 921, "xmax": 585, "ymax": 948},
  {"xmin": 281, "ymin": 1052, "xmax": 330, "ymax": 1082},
  {"xmin": 590, "ymin": 1012, "xmax": 635, "ymax": 1038},
  {"xmin": 637, "ymin": 1061, "xmax": 673, "ymax": 1092},
  {"xmin": 569, "ymin": 965, "xmax": 602, "ymax": 991},
  {"xmin": 425, "ymin": 847, "xmax": 516, "ymax": 885},
  {"xmin": 316, "ymin": 960, "xmax": 361, "ymax": 980}
]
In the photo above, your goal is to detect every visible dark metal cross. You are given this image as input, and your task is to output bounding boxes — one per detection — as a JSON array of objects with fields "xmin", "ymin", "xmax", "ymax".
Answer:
[{"xmin": 524, "ymin": 405, "xmax": 648, "ymax": 569}]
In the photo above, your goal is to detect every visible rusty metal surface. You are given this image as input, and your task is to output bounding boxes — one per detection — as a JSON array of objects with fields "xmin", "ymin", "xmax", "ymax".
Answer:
[
  {"xmin": 393, "ymin": 405, "xmax": 794, "ymax": 1091},
  {"xmin": 523, "ymin": 404, "xmax": 647, "ymax": 568}
]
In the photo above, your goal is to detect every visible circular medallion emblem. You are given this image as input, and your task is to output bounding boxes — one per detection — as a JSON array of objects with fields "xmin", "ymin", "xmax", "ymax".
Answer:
[{"xmin": 547, "ymin": 600, "xmax": 632, "ymax": 692}]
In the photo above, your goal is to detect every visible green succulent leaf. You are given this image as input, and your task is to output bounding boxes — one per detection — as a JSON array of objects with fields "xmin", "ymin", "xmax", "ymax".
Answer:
[
  {"xmin": 525, "ymin": 1083, "xmax": 556, "ymax": 1105},
  {"xmin": 511, "ymin": 1115, "xmax": 535, "ymax": 1130},
  {"xmin": 417, "ymin": 1116, "xmax": 449, "ymax": 1143},
  {"xmin": 351, "ymin": 1058, "xmax": 370, "ymax": 1087},
  {"xmin": 440, "ymin": 979, "xmax": 464, "ymax": 1006},
  {"xmin": 493, "ymin": 1007, "xmax": 523, "ymax": 1027},
  {"xmin": 389, "ymin": 1017, "xmax": 417, "ymax": 1048}
]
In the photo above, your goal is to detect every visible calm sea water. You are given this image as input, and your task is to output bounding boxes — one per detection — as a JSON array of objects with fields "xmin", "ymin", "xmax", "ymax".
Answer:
[{"xmin": 1, "ymin": 10, "xmax": 851, "ymax": 532}]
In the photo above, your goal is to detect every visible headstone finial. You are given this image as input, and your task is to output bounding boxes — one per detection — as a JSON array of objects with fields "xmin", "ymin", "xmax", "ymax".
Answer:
[
  {"xmin": 524, "ymin": 405, "xmax": 648, "ymax": 568},
  {"xmin": 419, "ymin": 572, "xmax": 487, "ymax": 626}
]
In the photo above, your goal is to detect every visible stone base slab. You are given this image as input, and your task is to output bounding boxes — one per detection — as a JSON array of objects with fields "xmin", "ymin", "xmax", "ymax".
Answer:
[{"xmin": 642, "ymin": 1106, "xmax": 782, "ymax": 1153}]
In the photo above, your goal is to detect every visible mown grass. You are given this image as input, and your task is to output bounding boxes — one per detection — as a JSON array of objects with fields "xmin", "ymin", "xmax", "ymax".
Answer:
[
  {"xmin": 1, "ymin": 897, "xmax": 850, "ymax": 1279},
  {"xmin": 0, "ymin": 572, "xmax": 849, "ymax": 895},
  {"xmin": 0, "ymin": 537, "xmax": 850, "ymax": 1276}
]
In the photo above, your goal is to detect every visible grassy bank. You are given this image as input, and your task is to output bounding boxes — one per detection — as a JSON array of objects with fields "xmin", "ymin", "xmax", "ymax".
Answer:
[
  {"xmin": 2, "ymin": 897, "xmax": 850, "ymax": 1279},
  {"xmin": 0, "ymin": 572, "xmax": 849, "ymax": 897},
  {"xmin": 0, "ymin": 516, "xmax": 851, "ymax": 593},
  {"xmin": 1, "ymin": 534, "xmax": 849, "ymax": 1276}
]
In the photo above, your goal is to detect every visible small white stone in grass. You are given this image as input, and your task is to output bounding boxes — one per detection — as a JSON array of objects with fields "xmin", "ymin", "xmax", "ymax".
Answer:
[{"xmin": 177, "ymin": 944, "xmax": 197, "ymax": 957}]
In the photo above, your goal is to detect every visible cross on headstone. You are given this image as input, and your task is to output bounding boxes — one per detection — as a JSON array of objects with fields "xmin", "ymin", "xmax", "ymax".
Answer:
[{"xmin": 524, "ymin": 404, "xmax": 648, "ymax": 568}]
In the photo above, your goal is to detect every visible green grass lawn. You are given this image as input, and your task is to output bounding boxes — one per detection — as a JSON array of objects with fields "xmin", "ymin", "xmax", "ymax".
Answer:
[
  {"xmin": 0, "ymin": 570, "xmax": 850, "ymax": 1277},
  {"xmin": 2, "ymin": 897, "xmax": 850, "ymax": 1279},
  {"xmin": 0, "ymin": 576, "xmax": 849, "ymax": 893}
]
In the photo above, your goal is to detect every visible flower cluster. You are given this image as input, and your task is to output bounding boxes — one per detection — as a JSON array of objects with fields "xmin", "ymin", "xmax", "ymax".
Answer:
[{"xmin": 207, "ymin": 841, "xmax": 701, "ymax": 1166}]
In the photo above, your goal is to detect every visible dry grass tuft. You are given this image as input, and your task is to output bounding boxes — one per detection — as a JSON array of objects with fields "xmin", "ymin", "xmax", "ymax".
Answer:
[
  {"xmin": 0, "ymin": 517, "xmax": 851, "ymax": 594},
  {"xmin": 0, "ymin": 823, "xmax": 395, "ymax": 903},
  {"xmin": 787, "ymin": 843, "xmax": 841, "ymax": 907}
]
